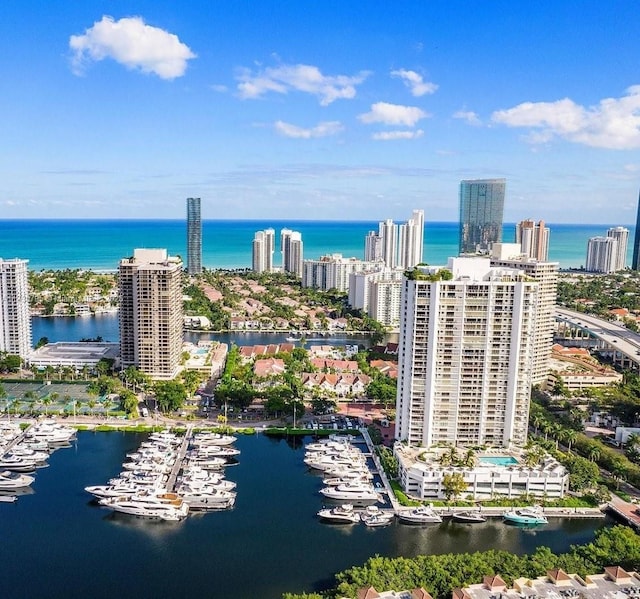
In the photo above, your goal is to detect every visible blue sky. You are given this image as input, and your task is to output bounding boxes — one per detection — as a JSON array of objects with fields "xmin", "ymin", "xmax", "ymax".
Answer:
[{"xmin": 1, "ymin": 1, "xmax": 640, "ymax": 223}]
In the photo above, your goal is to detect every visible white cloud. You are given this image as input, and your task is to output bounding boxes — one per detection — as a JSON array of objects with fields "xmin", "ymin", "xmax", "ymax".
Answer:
[
  {"xmin": 236, "ymin": 63, "xmax": 369, "ymax": 105},
  {"xmin": 391, "ymin": 69, "xmax": 438, "ymax": 97},
  {"xmin": 274, "ymin": 120, "xmax": 343, "ymax": 139},
  {"xmin": 69, "ymin": 15, "xmax": 196, "ymax": 79},
  {"xmin": 372, "ymin": 130, "xmax": 424, "ymax": 141},
  {"xmin": 453, "ymin": 110, "xmax": 481, "ymax": 126},
  {"xmin": 358, "ymin": 102, "xmax": 428, "ymax": 126},
  {"xmin": 492, "ymin": 86, "xmax": 640, "ymax": 149},
  {"xmin": 210, "ymin": 84, "xmax": 228, "ymax": 93}
]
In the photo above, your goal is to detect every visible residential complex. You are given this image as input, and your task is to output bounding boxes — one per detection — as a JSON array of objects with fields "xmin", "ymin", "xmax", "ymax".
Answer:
[
  {"xmin": 515, "ymin": 219, "xmax": 550, "ymax": 261},
  {"xmin": 281, "ymin": 228, "xmax": 303, "ymax": 277},
  {"xmin": 349, "ymin": 268, "xmax": 404, "ymax": 328},
  {"xmin": 607, "ymin": 226, "xmax": 629, "ymax": 271},
  {"xmin": 0, "ymin": 258, "xmax": 32, "ymax": 359},
  {"xmin": 302, "ymin": 254, "xmax": 383, "ymax": 292},
  {"xmin": 364, "ymin": 210, "xmax": 425, "ymax": 269},
  {"xmin": 252, "ymin": 228, "xmax": 275, "ymax": 273},
  {"xmin": 586, "ymin": 236, "xmax": 620, "ymax": 273},
  {"xmin": 459, "ymin": 178, "xmax": 505, "ymax": 254},
  {"xmin": 490, "ymin": 243, "xmax": 558, "ymax": 386},
  {"xmin": 395, "ymin": 257, "xmax": 537, "ymax": 448},
  {"xmin": 118, "ymin": 248, "xmax": 184, "ymax": 379},
  {"xmin": 186, "ymin": 197, "xmax": 202, "ymax": 275}
]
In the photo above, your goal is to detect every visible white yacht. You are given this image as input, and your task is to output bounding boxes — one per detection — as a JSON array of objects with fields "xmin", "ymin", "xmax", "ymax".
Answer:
[
  {"xmin": 319, "ymin": 482, "xmax": 381, "ymax": 503},
  {"xmin": 0, "ymin": 470, "xmax": 35, "ymax": 489},
  {"xmin": 317, "ymin": 503, "xmax": 361, "ymax": 524},
  {"xmin": 179, "ymin": 486, "xmax": 237, "ymax": 509},
  {"xmin": 187, "ymin": 446, "xmax": 240, "ymax": 459},
  {"xmin": 361, "ymin": 506, "xmax": 394, "ymax": 527},
  {"xmin": 397, "ymin": 506, "xmax": 443, "ymax": 524},
  {"xmin": 191, "ymin": 432, "xmax": 236, "ymax": 446},
  {"xmin": 0, "ymin": 455, "xmax": 37, "ymax": 472},
  {"xmin": 85, "ymin": 481, "xmax": 158, "ymax": 500},
  {"xmin": 100, "ymin": 492, "xmax": 189, "ymax": 521},
  {"xmin": 184, "ymin": 456, "xmax": 226, "ymax": 470}
]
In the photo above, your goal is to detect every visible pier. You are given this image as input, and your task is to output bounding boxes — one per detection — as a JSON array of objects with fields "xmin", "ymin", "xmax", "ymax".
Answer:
[
  {"xmin": 165, "ymin": 425, "xmax": 194, "ymax": 493},
  {"xmin": 360, "ymin": 427, "xmax": 400, "ymax": 512}
]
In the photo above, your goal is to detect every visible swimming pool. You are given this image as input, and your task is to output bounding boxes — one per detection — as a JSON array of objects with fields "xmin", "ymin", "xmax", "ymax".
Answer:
[{"xmin": 480, "ymin": 456, "xmax": 519, "ymax": 466}]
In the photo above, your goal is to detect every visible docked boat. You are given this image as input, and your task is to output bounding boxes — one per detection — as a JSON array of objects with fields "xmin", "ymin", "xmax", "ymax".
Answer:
[
  {"xmin": 319, "ymin": 482, "xmax": 381, "ymax": 504},
  {"xmin": 397, "ymin": 506, "xmax": 443, "ymax": 524},
  {"xmin": 452, "ymin": 510, "xmax": 487, "ymax": 523},
  {"xmin": 179, "ymin": 486, "xmax": 237, "ymax": 509},
  {"xmin": 99, "ymin": 492, "xmax": 189, "ymax": 521},
  {"xmin": 0, "ymin": 455, "xmax": 37, "ymax": 472},
  {"xmin": 0, "ymin": 495, "xmax": 17, "ymax": 503},
  {"xmin": 0, "ymin": 470, "xmax": 35, "ymax": 489},
  {"xmin": 361, "ymin": 506, "xmax": 394, "ymax": 527},
  {"xmin": 191, "ymin": 432, "xmax": 235, "ymax": 446},
  {"xmin": 502, "ymin": 507, "xmax": 548, "ymax": 525},
  {"xmin": 317, "ymin": 503, "xmax": 361, "ymax": 524}
]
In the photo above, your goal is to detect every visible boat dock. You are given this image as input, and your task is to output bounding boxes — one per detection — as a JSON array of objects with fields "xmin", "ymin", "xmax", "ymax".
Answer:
[
  {"xmin": 165, "ymin": 425, "xmax": 194, "ymax": 493},
  {"xmin": 360, "ymin": 427, "xmax": 400, "ymax": 512}
]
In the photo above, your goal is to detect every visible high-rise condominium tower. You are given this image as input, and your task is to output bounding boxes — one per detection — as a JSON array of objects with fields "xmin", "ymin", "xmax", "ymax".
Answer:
[
  {"xmin": 379, "ymin": 219, "xmax": 398, "ymax": 268},
  {"xmin": 586, "ymin": 236, "xmax": 619, "ymax": 274},
  {"xmin": 252, "ymin": 228, "xmax": 275, "ymax": 273},
  {"xmin": 0, "ymin": 258, "xmax": 31, "ymax": 359},
  {"xmin": 119, "ymin": 249, "xmax": 183, "ymax": 379},
  {"xmin": 398, "ymin": 209, "xmax": 425, "ymax": 269},
  {"xmin": 281, "ymin": 229, "xmax": 303, "ymax": 277},
  {"xmin": 607, "ymin": 226, "xmax": 629, "ymax": 271},
  {"xmin": 186, "ymin": 197, "xmax": 202, "ymax": 275},
  {"xmin": 364, "ymin": 231, "xmax": 383, "ymax": 262},
  {"xmin": 459, "ymin": 179, "xmax": 506, "ymax": 255},
  {"xmin": 633, "ymin": 191, "xmax": 640, "ymax": 270},
  {"xmin": 491, "ymin": 243, "xmax": 558, "ymax": 386},
  {"xmin": 516, "ymin": 219, "xmax": 550, "ymax": 261},
  {"xmin": 396, "ymin": 257, "xmax": 537, "ymax": 448}
]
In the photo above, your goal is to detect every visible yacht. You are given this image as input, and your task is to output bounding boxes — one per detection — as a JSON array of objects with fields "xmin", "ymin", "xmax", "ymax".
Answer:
[
  {"xmin": 179, "ymin": 486, "xmax": 237, "ymax": 509},
  {"xmin": 184, "ymin": 456, "xmax": 227, "ymax": 470},
  {"xmin": 503, "ymin": 506, "xmax": 548, "ymax": 525},
  {"xmin": 186, "ymin": 446, "xmax": 240, "ymax": 459},
  {"xmin": 191, "ymin": 432, "xmax": 236, "ymax": 446},
  {"xmin": 317, "ymin": 503, "xmax": 361, "ymax": 524},
  {"xmin": 361, "ymin": 506, "xmax": 394, "ymax": 527},
  {"xmin": 397, "ymin": 506, "xmax": 443, "ymax": 524},
  {"xmin": 319, "ymin": 482, "xmax": 381, "ymax": 503},
  {"xmin": 100, "ymin": 492, "xmax": 189, "ymax": 521},
  {"xmin": 0, "ymin": 455, "xmax": 37, "ymax": 472},
  {"xmin": 85, "ymin": 481, "xmax": 157, "ymax": 500},
  {"xmin": 452, "ymin": 510, "xmax": 487, "ymax": 523},
  {"xmin": 0, "ymin": 470, "xmax": 35, "ymax": 489},
  {"xmin": 323, "ymin": 467, "xmax": 373, "ymax": 480}
]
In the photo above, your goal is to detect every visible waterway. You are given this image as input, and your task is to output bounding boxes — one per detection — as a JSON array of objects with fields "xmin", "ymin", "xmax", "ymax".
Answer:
[{"xmin": 0, "ymin": 431, "xmax": 611, "ymax": 599}]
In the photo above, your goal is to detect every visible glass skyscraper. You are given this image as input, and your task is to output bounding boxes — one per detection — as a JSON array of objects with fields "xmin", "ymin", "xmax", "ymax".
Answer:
[
  {"xmin": 632, "ymin": 190, "xmax": 640, "ymax": 270},
  {"xmin": 459, "ymin": 178, "xmax": 506, "ymax": 254},
  {"xmin": 186, "ymin": 197, "xmax": 202, "ymax": 275}
]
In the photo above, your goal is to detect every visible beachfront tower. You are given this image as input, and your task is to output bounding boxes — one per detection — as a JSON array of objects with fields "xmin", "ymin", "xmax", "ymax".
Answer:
[
  {"xmin": 607, "ymin": 226, "xmax": 629, "ymax": 271},
  {"xmin": 0, "ymin": 258, "xmax": 31, "ymax": 359},
  {"xmin": 379, "ymin": 219, "xmax": 398, "ymax": 268},
  {"xmin": 396, "ymin": 257, "xmax": 537, "ymax": 448},
  {"xmin": 119, "ymin": 249, "xmax": 183, "ymax": 379},
  {"xmin": 459, "ymin": 179, "xmax": 505, "ymax": 255},
  {"xmin": 398, "ymin": 209, "xmax": 425, "ymax": 269},
  {"xmin": 186, "ymin": 197, "xmax": 202, "ymax": 275},
  {"xmin": 516, "ymin": 219, "xmax": 550, "ymax": 261},
  {"xmin": 633, "ymin": 191, "xmax": 640, "ymax": 270},
  {"xmin": 281, "ymin": 229, "xmax": 303, "ymax": 277},
  {"xmin": 252, "ymin": 228, "xmax": 275, "ymax": 273},
  {"xmin": 586, "ymin": 236, "xmax": 619, "ymax": 274}
]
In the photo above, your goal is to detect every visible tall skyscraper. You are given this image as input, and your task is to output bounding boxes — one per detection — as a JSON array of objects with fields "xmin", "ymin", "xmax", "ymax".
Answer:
[
  {"xmin": 364, "ymin": 231, "xmax": 383, "ymax": 262},
  {"xmin": 186, "ymin": 197, "xmax": 202, "ymax": 275},
  {"xmin": 491, "ymin": 243, "xmax": 558, "ymax": 386},
  {"xmin": 459, "ymin": 178, "xmax": 506, "ymax": 255},
  {"xmin": 398, "ymin": 209, "xmax": 425, "ymax": 269},
  {"xmin": 281, "ymin": 229, "xmax": 303, "ymax": 277},
  {"xmin": 396, "ymin": 257, "xmax": 537, "ymax": 448},
  {"xmin": 379, "ymin": 219, "xmax": 398, "ymax": 268},
  {"xmin": 633, "ymin": 191, "xmax": 640, "ymax": 270},
  {"xmin": 516, "ymin": 219, "xmax": 550, "ymax": 261},
  {"xmin": 586, "ymin": 236, "xmax": 619, "ymax": 273},
  {"xmin": 252, "ymin": 228, "xmax": 275, "ymax": 273},
  {"xmin": 119, "ymin": 249, "xmax": 183, "ymax": 379},
  {"xmin": 0, "ymin": 258, "xmax": 31, "ymax": 359},
  {"xmin": 607, "ymin": 226, "xmax": 629, "ymax": 271}
]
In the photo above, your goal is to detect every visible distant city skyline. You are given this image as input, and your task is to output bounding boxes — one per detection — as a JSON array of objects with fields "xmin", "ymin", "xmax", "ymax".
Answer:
[{"xmin": 2, "ymin": 2, "xmax": 640, "ymax": 223}]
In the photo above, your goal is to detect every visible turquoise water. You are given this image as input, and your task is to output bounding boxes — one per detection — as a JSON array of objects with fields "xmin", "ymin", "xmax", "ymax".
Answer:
[
  {"xmin": 481, "ymin": 456, "xmax": 519, "ymax": 466},
  {"xmin": 0, "ymin": 219, "xmax": 633, "ymax": 271}
]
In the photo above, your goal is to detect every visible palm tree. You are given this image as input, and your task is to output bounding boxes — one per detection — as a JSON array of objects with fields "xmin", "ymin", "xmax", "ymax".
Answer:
[
  {"xmin": 562, "ymin": 429, "xmax": 578, "ymax": 452},
  {"xmin": 587, "ymin": 445, "xmax": 601, "ymax": 463},
  {"xmin": 42, "ymin": 395, "xmax": 53, "ymax": 416}
]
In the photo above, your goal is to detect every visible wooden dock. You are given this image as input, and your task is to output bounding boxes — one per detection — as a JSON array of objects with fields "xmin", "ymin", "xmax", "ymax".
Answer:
[{"xmin": 165, "ymin": 425, "xmax": 193, "ymax": 492}]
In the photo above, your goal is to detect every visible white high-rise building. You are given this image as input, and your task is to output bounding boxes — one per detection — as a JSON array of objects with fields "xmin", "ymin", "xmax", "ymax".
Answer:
[
  {"xmin": 364, "ymin": 231, "xmax": 383, "ymax": 262},
  {"xmin": 396, "ymin": 257, "xmax": 537, "ymax": 448},
  {"xmin": 119, "ymin": 249, "xmax": 183, "ymax": 379},
  {"xmin": 607, "ymin": 226, "xmax": 629, "ymax": 271},
  {"xmin": 303, "ymin": 254, "xmax": 383, "ymax": 292},
  {"xmin": 491, "ymin": 243, "xmax": 558, "ymax": 386},
  {"xmin": 349, "ymin": 268, "xmax": 404, "ymax": 328},
  {"xmin": 252, "ymin": 228, "xmax": 275, "ymax": 273},
  {"xmin": 0, "ymin": 259, "xmax": 31, "ymax": 359},
  {"xmin": 379, "ymin": 219, "xmax": 398, "ymax": 268},
  {"xmin": 516, "ymin": 219, "xmax": 550, "ymax": 261},
  {"xmin": 398, "ymin": 209, "xmax": 425, "ymax": 269},
  {"xmin": 281, "ymin": 229, "xmax": 303, "ymax": 277},
  {"xmin": 586, "ymin": 236, "xmax": 619, "ymax": 273}
]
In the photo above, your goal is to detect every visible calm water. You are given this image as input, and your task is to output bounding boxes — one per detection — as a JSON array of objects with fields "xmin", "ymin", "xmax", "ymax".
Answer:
[
  {"xmin": 0, "ymin": 219, "xmax": 633, "ymax": 271},
  {"xmin": 0, "ymin": 432, "xmax": 609, "ymax": 599}
]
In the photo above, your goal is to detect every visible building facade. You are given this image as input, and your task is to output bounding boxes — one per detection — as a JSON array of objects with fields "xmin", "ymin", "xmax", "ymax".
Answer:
[
  {"xmin": 252, "ymin": 228, "xmax": 275, "ymax": 273},
  {"xmin": 119, "ymin": 249, "xmax": 184, "ymax": 379},
  {"xmin": 607, "ymin": 226, "xmax": 629, "ymax": 271},
  {"xmin": 0, "ymin": 258, "xmax": 31, "ymax": 359},
  {"xmin": 303, "ymin": 254, "xmax": 383, "ymax": 292},
  {"xmin": 586, "ymin": 236, "xmax": 619, "ymax": 273},
  {"xmin": 396, "ymin": 257, "xmax": 537, "ymax": 448},
  {"xmin": 490, "ymin": 243, "xmax": 558, "ymax": 386},
  {"xmin": 281, "ymin": 229, "xmax": 303, "ymax": 277},
  {"xmin": 186, "ymin": 197, "xmax": 202, "ymax": 275},
  {"xmin": 349, "ymin": 268, "xmax": 404, "ymax": 327},
  {"xmin": 515, "ymin": 219, "xmax": 550, "ymax": 261},
  {"xmin": 459, "ymin": 179, "xmax": 505, "ymax": 254},
  {"xmin": 398, "ymin": 209, "xmax": 425, "ymax": 269}
]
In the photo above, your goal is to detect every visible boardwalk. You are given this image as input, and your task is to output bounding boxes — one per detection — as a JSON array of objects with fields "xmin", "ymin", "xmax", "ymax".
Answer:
[{"xmin": 165, "ymin": 425, "xmax": 193, "ymax": 492}]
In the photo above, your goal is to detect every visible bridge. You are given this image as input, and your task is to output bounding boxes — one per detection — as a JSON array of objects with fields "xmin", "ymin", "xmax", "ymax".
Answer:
[{"xmin": 555, "ymin": 306, "xmax": 640, "ymax": 370}]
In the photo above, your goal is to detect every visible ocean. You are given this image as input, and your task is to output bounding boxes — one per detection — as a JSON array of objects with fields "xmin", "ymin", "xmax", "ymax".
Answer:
[{"xmin": 0, "ymin": 219, "xmax": 633, "ymax": 271}]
